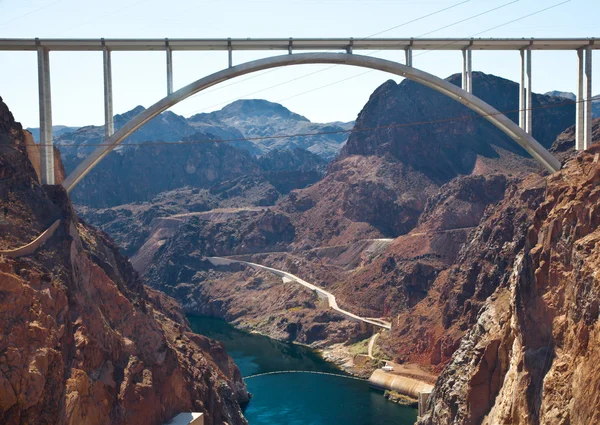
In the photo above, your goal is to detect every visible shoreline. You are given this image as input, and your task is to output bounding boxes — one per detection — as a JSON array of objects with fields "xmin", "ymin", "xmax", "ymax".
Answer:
[{"xmin": 187, "ymin": 313, "xmax": 435, "ymax": 405}]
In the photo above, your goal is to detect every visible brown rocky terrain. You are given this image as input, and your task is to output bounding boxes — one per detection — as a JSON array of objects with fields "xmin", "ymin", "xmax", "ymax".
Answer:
[
  {"xmin": 74, "ymin": 73, "xmax": 575, "ymax": 354},
  {"xmin": 419, "ymin": 125, "xmax": 600, "ymax": 425},
  {"xmin": 0, "ymin": 97, "xmax": 248, "ymax": 425}
]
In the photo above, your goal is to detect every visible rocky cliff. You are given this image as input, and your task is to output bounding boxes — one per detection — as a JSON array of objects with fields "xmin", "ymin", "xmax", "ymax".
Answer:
[
  {"xmin": 418, "ymin": 122, "xmax": 600, "ymax": 424},
  {"xmin": 0, "ymin": 97, "xmax": 248, "ymax": 425}
]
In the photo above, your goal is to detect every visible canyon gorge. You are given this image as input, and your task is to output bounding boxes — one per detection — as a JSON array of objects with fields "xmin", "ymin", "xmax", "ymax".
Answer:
[{"xmin": 2, "ymin": 67, "xmax": 600, "ymax": 425}]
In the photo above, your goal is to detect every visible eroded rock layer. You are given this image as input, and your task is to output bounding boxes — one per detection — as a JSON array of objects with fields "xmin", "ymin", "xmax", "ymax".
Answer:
[
  {"xmin": 0, "ymin": 97, "xmax": 248, "ymax": 425},
  {"xmin": 419, "ymin": 134, "xmax": 600, "ymax": 425}
]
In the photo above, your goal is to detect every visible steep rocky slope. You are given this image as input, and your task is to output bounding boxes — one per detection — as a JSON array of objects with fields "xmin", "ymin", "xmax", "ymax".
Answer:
[
  {"xmin": 0, "ymin": 97, "xmax": 248, "ymax": 425},
  {"xmin": 75, "ymin": 72, "xmax": 578, "ymax": 359},
  {"xmin": 70, "ymin": 141, "xmax": 326, "ymax": 208},
  {"xmin": 419, "ymin": 138, "xmax": 600, "ymax": 425},
  {"xmin": 279, "ymin": 72, "xmax": 572, "ymax": 248}
]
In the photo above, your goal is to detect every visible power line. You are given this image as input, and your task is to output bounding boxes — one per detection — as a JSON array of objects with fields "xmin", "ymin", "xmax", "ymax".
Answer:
[
  {"xmin": 184, "ymin": 0, "xmax": 520, "ymax": 115},
  {"xmin": 414, "ymin": 0, "xmax": 572, "ymax": 58},
  {"xmin": 0, "ymin": 0, "xmax": 66, "ymax": 26},
  {"xmin": 275, "ymin": 0, "xmax": 572, "ymax": 103},
  {"xmin": 46, "ymin": 0, "xmax": 160, "ymax": 37},
  {"xmin": 178, "ymin": 0, "xmax": 471, "ymax": 115},
  {"xmin": 32, "ymin": 97, "xmax": 578, "ymax": 148}
]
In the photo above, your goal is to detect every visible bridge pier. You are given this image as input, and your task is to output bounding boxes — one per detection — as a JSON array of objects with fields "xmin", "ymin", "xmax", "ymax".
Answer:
[
  {"xmin": 576, "ymin": 45, "xmax": 594, "ymax": 150},
  {"xmin": 462, "ymin": 47, "xmax": 472, "ymax": 93},
  {"xmin": 405, "ymin": 44, "xmax": 412, "ymax": 67},
  {"xmin": 519, "ymin": 47, "xmax": 533, "ymax": 134},
  {"xmin": 103, "ymin": 42, "xmax": 114, "ymax": 139},
  {"xmin": 228, "ymin": 38, "xmax": 233, "ymax": 68},
  {"xmin": 166, "ymin": 39, "xmax": 174, "ymax": 95},
  {"xmin": 37, "ymin": 41, "xmax": 54, "ymax": 185}
]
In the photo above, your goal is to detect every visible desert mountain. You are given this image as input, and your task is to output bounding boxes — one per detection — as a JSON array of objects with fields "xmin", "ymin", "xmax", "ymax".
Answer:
[{"xmin": 52, "ymin": 99, "xmax": 352, "ymax": 167}]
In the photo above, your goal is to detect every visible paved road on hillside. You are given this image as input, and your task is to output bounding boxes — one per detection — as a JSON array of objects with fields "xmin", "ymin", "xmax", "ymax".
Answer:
[{"xmin": 207, "ymin": 257, "xmax": 392, "ymax": 330}]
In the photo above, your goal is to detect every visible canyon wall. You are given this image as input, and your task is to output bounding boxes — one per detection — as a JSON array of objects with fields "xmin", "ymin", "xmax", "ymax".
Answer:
[
  {"xmin": 419, "ymin": 121, "xmax": 600, "ymax": 424},
  {"xmin": 0, "ymin": 97, "xmax": 248, "ymax": 425}
]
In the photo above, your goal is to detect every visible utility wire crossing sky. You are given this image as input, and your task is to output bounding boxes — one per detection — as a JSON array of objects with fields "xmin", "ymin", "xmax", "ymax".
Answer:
[{"xmin": 0, "ymin": 0, "xmax": 598, "ymax": 128}]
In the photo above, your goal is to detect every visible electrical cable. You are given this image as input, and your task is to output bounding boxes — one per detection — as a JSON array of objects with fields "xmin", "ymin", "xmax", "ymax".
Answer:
[
  {"xmin": 276, "ymin": 0, "xmax": 572, "ymax": 103},
  {"xmin": 0, "ymin": 0, "xmax": 65, "ymax": 26}
]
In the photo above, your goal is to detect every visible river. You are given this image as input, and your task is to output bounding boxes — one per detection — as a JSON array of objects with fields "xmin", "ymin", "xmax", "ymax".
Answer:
[{"xmin": 188, "ymin": 316, "xmax": 417, "ymax": 425}]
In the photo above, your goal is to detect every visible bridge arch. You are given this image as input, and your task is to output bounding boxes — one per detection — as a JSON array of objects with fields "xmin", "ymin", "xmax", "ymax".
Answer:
[{"xmin": 62, "ymin": 52, "xmax": 561, "ymax": 192}]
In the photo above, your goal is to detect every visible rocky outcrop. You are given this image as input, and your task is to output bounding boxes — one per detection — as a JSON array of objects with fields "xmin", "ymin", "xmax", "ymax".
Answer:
[
  {"xmin": 550, "ymin": 117, "xmax": 600, "ymax": 163},
  {"xmin": 0, "ymin": 97, "xmax": 248, "ymax": 425},
  {"xmin": 341, "ymin": 73, "xmax": 574, "ymax": 181},
  {"xmin": 418, "ymin": 145, "xmax": 600, "ymax": 424}
]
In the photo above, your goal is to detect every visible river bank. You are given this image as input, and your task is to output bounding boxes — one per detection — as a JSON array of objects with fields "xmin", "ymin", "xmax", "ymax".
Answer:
[{"xmin": 188, "ymin": 315, "xmax": 418, "ymax": 425}]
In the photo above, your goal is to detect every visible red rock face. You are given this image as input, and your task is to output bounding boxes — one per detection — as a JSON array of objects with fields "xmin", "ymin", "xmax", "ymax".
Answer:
[
  {"xmin": 0, "ymin": 97, "xmax": 248, "ymax": 425},
  {"xmin": 419, "ymin": 137, "xmax": 600, "ymax": 425}
]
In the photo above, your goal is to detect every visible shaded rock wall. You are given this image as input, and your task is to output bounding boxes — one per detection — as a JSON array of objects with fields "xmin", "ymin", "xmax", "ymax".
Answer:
[
  {"xmin": 419, "ymin": 145, "xmax": 600, "ymax": 425},
  {"xmin": 0, "ymin": 97, "xmax": 248, "ymax": 425}
]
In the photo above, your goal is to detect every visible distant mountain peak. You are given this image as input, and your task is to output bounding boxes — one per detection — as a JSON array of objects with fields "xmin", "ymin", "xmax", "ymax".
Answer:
[
  {"xmin": 115, "ymin": 105, "xmax": 146, "ymax": 121},
  {"xmin": 219, "ymin": 99, "xmax": 310, "ymax": 122},
  {"xmin": 545, "ymin": 91, "xmax": 576, "ymax": 101}
]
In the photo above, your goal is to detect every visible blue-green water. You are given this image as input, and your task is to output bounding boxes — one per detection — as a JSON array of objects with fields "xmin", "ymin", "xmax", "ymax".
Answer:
[{"xmin": 188, "ymin": 316, "xmax": 417, "ymax": 425}]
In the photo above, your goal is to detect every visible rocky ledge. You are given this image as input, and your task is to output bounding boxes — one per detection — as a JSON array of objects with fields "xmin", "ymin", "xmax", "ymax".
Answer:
[{"xmin": 0, "ymin": 97, "xmax": 248, "ymax": 425}]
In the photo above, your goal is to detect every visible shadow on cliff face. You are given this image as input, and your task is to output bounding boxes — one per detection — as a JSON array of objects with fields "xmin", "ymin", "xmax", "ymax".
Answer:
[{"xmin": 0, "ymin": 96, "xmax": 250, "ymax": 425}]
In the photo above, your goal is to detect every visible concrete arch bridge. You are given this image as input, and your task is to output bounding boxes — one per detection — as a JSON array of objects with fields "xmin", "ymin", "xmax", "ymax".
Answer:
[
  {"xmin": 1, "ymin": 37, "xmax": 598, "ymax": 188},
  {"xmin": 0, "ymin": 37, "xmax": 597, "ymax": 260}
]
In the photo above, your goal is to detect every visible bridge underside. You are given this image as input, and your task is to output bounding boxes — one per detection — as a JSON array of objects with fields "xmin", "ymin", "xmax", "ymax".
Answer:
[{"xmin": 60, "ymin": 52, "xmax": 562, "ymax": 191}]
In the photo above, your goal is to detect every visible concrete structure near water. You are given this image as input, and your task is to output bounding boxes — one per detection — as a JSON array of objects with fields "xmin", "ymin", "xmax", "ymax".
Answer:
[
  {"xmin": 368, "ymin": 369, "xmax": 434, "ymax": 399},
  {"xmin": 368, "ymin": 369, "xmax": 434, "ymax": 418},
  {"xmin": 165, "ymin": 412, "xmax": 204, "ymax": 425}
]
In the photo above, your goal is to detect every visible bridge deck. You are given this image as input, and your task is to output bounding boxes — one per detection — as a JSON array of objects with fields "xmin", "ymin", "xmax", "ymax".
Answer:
[{"xmin": 0, "ymin": 38, "xmax": 596, "ymax": 52}]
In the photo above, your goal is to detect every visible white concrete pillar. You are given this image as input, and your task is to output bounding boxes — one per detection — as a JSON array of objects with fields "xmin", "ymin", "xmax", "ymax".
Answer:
[
  {"xmin": 583, "ymin": 45, "xmax": 593, "ymax": 149},
  {"xmin": 37, "ymin": 43, "xmax": 54, "ymax": 185},
  {"xmin": 228, "ymin": 38, "xmax": 232, "ymax": 68},
  {"xmin": 519, "ymin": 49, "xmax": 526, "ymax": 130},
  {"xmin": 462, "ymin": 49, "xmax": 467, "ymax": 90},
  {"xmin": 405, "ymin": 45, "xmax": 413, "ymax": 67},
  {"xmin": 103, "ymin": 45, "xmax": 114, "ymax": 138},
  {"xmin": 166, "ymin": 39, "xmax": 174, "ymax": 95},
  {"xmin": 525, "ymin": 47, "xmax": 533, "ymax": 135},
  {"xmin": 576, "ymin": 48, "xmax": 585, "ymax": 150},
  {"xmin": 466, "ymin": 47, "xmax": 472, "ymax": 93}
]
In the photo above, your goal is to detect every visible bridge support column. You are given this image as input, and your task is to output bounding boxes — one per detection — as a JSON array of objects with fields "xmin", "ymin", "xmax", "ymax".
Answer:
[
  {"xmin": 37, "ymin": 43, "xmax": 54, "ymax": 185},
  {"xmin": 520, "ymin": 47, "xmax": 533, "ymax": 134},
  {"xmin": 519, "ymin": 49, "xmax": 526, "ymax": 130},
  {"xmin": 228, "ymin": 38, "xmax": 233, "ymax": 68},
  {"xmin": 405, "ymin": 45, "xmax": 412, "ymax": 67},
  {"xmin": 462, "ymin": 47, "xmax": 472, "ymax": 93},
  {"xmin": 576, "ymin": 48, "xmax": 585, "ymax": 150},
  {"xmin": 103, "ymin": 45, "xmax": 114, "ymax": 138},
  {"xmin": 166, "ymin": 39, "xmax": 174, "ymax": 95},
  {"xmin": 577, "ymin": 46, "xmax": 594, "ymax": 150},
  {"xmin": 583, "ymin": 45, "xmax": 593, "ymax": 150},
  {"xmin": 525, "ymin": 47, "xmax": 533, "ymax": 134}
]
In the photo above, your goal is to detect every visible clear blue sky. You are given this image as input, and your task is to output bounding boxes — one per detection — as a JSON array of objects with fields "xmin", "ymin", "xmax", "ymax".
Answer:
[{"xmin": 0, "ymin": 0, "xmax": 598, "ymax": 128}]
